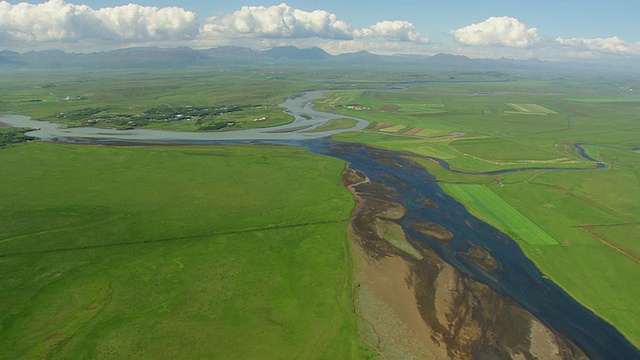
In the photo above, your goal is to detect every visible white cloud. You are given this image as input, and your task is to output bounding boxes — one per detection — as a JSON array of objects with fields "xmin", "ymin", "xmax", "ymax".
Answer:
[
  {"xmin": 0, "ymin": 0, "xmax": 198, "ymax": 44},
  {"xmin": 556, "ymin": 36, "xmax": 640, "ymax": 56},
  {"xmin": 451, "ymin": 16, "xmax": 541, "ymax": 48},
  {"xmin": 200, "ymin": 3, "xmax": 427, "ymax": 44},
  {"xmin": 201, "ymin": 3, "xmax": 353, "ymax": 40},
  {"xmin": 0, "ymin": 1, "xmax": 431, "ymax": 53},
  {"xmin": 354, "ymin": 20, "xmax": 428, "ymax": 43}
]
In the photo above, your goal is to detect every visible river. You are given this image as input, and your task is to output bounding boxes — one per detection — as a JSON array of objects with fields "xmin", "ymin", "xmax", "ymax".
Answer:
[{"xmin": 2, "ymin": 91, "xmax": 638, "ymax": 359}]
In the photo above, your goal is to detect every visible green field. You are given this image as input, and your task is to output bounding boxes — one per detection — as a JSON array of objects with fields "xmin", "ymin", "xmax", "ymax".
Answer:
[
  {"xmin": 441, "ymin": 184, "xmax": 558, "ymax": 245},
  {"xmin": 304, "ymin": 117, "xmax": 359, "ymax": 133},
  {"xmin": 450, "ymin": 138, "xmax": 572, "ymax": 163},
  {"xmin": 0, "ymin": 69, "xmax": 305, "ymax": 131},
  {"xmin": 0, "ymin": 142, "xmax": 367, "ymax": 359},
  {"xmin": 1, "ymin": 67, "xmax": 639, "ymax": 351}
]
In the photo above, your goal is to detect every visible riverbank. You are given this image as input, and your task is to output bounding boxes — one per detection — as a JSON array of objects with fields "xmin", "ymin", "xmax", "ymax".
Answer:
[
  {"xmin": 342, "ymin": 166, "xmax": 588, "ymax": 359},
  {"xmin": 0, "ymin": 91, "xmax": 368, "ymax": 142}
]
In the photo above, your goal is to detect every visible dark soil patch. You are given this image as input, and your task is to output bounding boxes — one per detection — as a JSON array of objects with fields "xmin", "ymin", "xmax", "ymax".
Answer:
[{"xmin": 381, "ymin": 104, "xmax": 401, "ymax": 112}]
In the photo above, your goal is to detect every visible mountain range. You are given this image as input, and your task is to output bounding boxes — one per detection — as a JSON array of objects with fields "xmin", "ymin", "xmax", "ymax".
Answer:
[{"xmin": 0, "ymin": 45, "xmax": 635, "ymax": 74}]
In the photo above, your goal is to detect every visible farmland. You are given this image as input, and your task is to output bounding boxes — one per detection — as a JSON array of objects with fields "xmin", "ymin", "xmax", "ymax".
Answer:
[
  {"xmin": 0, "ymin": 68, "xmax": 305, "ymax": 132},
  {"xmin": 1, "ymin": 66, "xmax": 639, "ymax": 353},
  {"xmin": 441, "ymin": 184, "xmax": 558, "ymax": 245}
]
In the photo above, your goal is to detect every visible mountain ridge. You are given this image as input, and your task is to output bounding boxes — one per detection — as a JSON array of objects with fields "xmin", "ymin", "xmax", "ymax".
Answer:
[{"xmin": 0, "ymin": 45, "xmax": 635, "ymax": 73}]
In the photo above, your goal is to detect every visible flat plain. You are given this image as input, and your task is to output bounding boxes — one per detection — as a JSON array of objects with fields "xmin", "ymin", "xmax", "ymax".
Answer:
[
  {"xmin": 0, "ymin": 142, "xmax": 363, "ymax": 358},
  {"xmin": 1, "ymin": 66, "xmax": 639, "ymax": 353}
]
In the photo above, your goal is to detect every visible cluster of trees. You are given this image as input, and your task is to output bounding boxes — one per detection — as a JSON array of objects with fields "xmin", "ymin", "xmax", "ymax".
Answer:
[{"xmin": 0, "ymin": 129, "xmax": 36, "ymax": 147}]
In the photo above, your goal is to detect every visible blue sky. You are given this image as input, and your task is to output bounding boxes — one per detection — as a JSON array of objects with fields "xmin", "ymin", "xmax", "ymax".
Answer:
[
  {"xmin": 54, "ymin": 0, "xmax": 640, "ymax": 39},
  {"xmin": 1, "ymin": 0, "xmax": 639, "ymax": 62}
]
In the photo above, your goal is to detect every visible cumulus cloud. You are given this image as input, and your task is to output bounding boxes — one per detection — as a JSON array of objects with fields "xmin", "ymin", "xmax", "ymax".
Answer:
[
  {"xmin": 201, "ymin": 3, "xmax": 353, "ymax": 40},
  {"xmin": 200, "ymin": 3, "xmax": 427, "ymax": 44},
  {"xmin": 451, "ymin": 16, "xmax": 541, "ymax": 48},
  {"xmin": 556, "ymin": 36, "xmax": 640, "ymax": 56},
  {"xmin": 0, "ymin": 0, "xmax": 198, "ymax": 44},
  {"xmin": 354, "ymin": 20, "xmax": 428, "ymax": 43}
]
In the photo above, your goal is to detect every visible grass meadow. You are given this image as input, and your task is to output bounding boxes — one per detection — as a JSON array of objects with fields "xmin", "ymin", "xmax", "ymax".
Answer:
[
  {"xmin": 441, "ymin": 184, "xmax": 558, "ymax": 245},
  {"xmin": 1, "ymin": 67, "xmax": 639, "ymax": 351},
  {"xmin": 0, "ymin": 142, "xmax": 366, "ymax": 359}
]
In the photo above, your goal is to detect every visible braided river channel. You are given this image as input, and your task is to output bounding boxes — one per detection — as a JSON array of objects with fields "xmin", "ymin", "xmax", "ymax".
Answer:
[{"xmin": 2, "ymin": 90, "xmax": 638, "ymax": 359}]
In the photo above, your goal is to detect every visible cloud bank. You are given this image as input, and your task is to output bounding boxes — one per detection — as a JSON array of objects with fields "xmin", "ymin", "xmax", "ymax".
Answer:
[
  {"xmin": 201, "ymin": 3, "xmax": 352, "ymax": 40},
  {"xmin": 0, "ymin": 1, "xmax": 636, "ymax": 62},
  {"xmin": 200, "ymin": 3, "xmax": 427, "ymax": 44},
  {"xmin": 451, "ymin": 16, "xmax": 541, "ymax": 48},
  {"xmin": 0, "ymin": 1, "xmax": 427, "ymax": 51},
  {"xmin": 354, "ymin": 20, "xmax": 428, "ymax": 43},
  {"xmin": 556, "ymin": 36, "xmax": 640, "ymax": 56},
  {"xmin": 0, "ymin": 0, "xmax": 198, "ymax": 44}
]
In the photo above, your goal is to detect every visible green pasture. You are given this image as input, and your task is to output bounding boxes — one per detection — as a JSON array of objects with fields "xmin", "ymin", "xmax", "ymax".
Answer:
[
  {"xmin": 324, "ymin": 90, "xmax": 446, "ymax": 115},
  {"xmin": 586, "ymin": 224, "xmax": 640, "ymax": 258},
  {"xmin": 450, "ymin": 138, "xmax": 572, "ymax": 162},
  {"xmin": 304, "ymin": 118, "xmax": 359, "ymax": 133},
  {"xmin": 564, "ymin": 98, "xmax": 640, "ymax": 103},
  {"xmin": 0, "ymin": 142, "xmax": 368, "ymax": 359},
  {"xmin": 525, "ymin": 241, "xmax": 640, "ymax": 346},
  {"xmin": 0, "ymin": 69, "xmax": 306, "ymax": 131},
  {"xmin": 442, "ymin": 184, "xmax": 558, "ymax": 245}
]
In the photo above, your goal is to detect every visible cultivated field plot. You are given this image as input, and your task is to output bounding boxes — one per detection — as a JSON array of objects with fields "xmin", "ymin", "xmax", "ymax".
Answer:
[
  {"xmin": 441, "ymin": 184, "xmax": 558, "ymax": 245},
  {"xmin": 318, "ymin": 90, "xmax": 453, "ymax": 137},
  {"xmin": 505, "ymin": 103, "xmax": 557, "ymax": 115},
  {"xmin": 303, "ymin": 118, "xmax": 358, "ymax": 133},
  {"xmin": 450, "ymin": 138, "xmax": 572, "ymax": 163},
  {"xmin": 326, "ymin": 90, "xmax": 446, "ymax": 115}
]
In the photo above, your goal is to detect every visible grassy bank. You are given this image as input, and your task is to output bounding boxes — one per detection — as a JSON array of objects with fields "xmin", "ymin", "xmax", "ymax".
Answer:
[{"xmin": 0, "ymin": 142, "xmax": 367, "ymax": 358}]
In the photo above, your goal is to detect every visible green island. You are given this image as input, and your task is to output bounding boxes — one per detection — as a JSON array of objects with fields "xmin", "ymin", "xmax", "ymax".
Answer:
[{"xmin": 1, "ymin": 66, "xmax": 639, "ymax": 357}]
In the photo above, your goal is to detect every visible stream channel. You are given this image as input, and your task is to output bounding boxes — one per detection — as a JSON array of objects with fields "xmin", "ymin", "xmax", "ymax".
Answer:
[{"xmin": 1, "ymin": 90, "xmax": 638, "ymax": 359}]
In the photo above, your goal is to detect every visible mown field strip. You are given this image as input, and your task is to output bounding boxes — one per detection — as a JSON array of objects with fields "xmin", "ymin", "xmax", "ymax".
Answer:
[
  {"xmin": 528, "ymin": 103, "xmax": 556, "ymax": 114},
  {"xmin": 507, "ymin": 103, "xmax": 530, "ymax": 112},
  {"xmin": 442, "ymin": 184, "xmax": 558, "ymax": 245}
]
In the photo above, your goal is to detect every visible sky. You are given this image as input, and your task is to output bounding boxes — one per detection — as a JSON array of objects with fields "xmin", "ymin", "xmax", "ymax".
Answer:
[{"xmin": 1, "ymin": 0, "xmax": 639, "ymax": 63}]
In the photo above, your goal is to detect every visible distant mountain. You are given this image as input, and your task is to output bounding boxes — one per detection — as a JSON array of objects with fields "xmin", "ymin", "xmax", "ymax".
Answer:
[
  {"xmin": 200, "ymin": 46, "xmax": 261, "ymax": 60},
  {"xmin": 0, "ymin": 50, "xmax": 24, "ymax": 66},
  {"xmin": 428, "ymin": 53, "xmax": 473, "ymax": 64},
  {"xmin": 262, "ymin": 46, "xmax": 331, "ymax": 61},
  {"xmin": 333, "ymin": 50, "xmax": 385, "ymax": 64},
  {"xmin": 84, "ymin": 47, "xmax": 213, "ymax": 68},
  {"xmin": 0, "ymin": 45, "xmax": 635, "ymax": 74}
]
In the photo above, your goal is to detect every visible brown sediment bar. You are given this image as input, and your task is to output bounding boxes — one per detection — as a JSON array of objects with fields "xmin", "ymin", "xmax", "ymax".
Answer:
[{"xmin": 342, "ymin": 167, "xmax": 588, "ymax": 360}]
